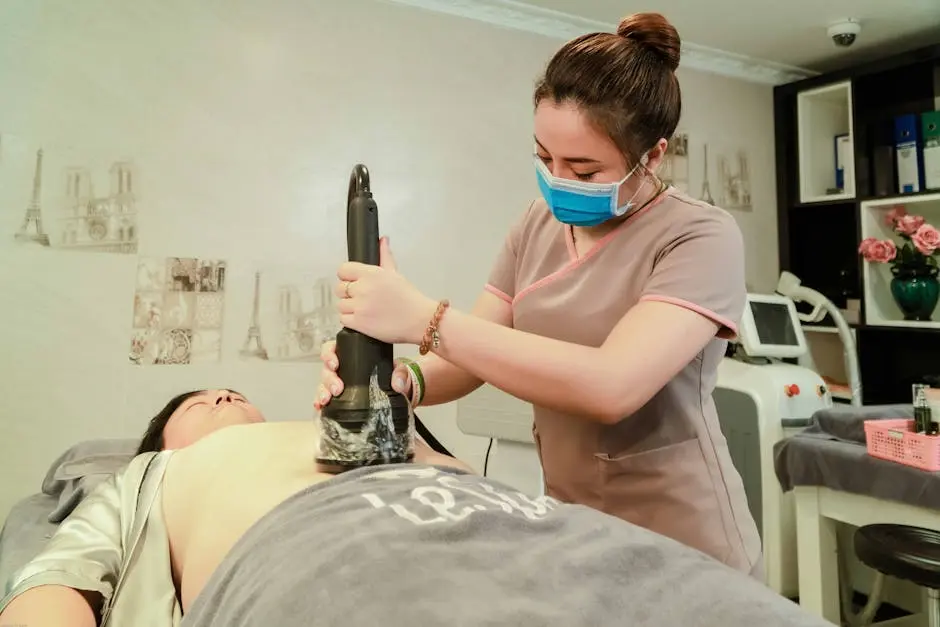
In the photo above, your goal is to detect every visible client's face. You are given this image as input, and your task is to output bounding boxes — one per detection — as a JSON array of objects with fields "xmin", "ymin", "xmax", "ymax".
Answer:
[{"xmin": 163, "ymin": 389, "xmax": 266, "ymax": 450}]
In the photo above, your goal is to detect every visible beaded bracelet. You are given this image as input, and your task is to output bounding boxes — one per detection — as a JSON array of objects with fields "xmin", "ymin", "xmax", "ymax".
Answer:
[
  {"xmin": 419, "ymin": 300, "xmax": 450, "ymax": 356},
  {"xmin": 396, "ymin": 357, "xmax": 426, "ymax": 407}
]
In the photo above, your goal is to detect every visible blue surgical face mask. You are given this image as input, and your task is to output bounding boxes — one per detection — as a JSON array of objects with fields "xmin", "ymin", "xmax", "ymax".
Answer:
[{"xmin": 534, "ymin": 156, "xmax": 648, "ymax": 227}]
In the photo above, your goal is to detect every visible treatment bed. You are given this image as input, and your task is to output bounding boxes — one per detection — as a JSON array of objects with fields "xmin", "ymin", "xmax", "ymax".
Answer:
[
  {"xmin": 0, "ymin": 425, "xmax": 454, "ymax": 593},
  {"xmin": 1, "ymin": 432, "xmax": 837, "ymax": 626}
]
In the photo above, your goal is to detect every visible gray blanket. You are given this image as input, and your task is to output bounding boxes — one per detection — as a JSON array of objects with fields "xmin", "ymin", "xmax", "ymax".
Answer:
[
  {"xmin": 183, "ymin": 464, "xmax": 828, "ymax": 626},
  {"xmin": 774, "ymin": 404, "xmax": 940, "ymax": 510}
]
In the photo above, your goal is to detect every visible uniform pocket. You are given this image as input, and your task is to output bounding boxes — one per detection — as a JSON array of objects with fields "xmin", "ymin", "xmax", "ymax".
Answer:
[
  {"xmin": 593, "ymin": 437, "xmax": 697, "ymax": 465},
  {"xmin": 594, "ymin": 438, "xmax": 733, "ymax": 564}
]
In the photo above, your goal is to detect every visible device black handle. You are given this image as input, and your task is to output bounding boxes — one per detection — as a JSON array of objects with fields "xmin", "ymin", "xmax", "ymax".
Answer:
[
  {"xmin": 318, "ymin": 164, "xmax": 412, "ymax": 468},
  {"xmin": 347, "ymin": 164, "xmax": 380, "ymax": 266},
  {"xmin": 330, "ymin": 162, "xmax": 393, "ymax": 403}
]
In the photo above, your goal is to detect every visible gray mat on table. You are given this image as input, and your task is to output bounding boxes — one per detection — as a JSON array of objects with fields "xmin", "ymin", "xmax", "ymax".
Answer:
[{"xmin": 774, "ymin": 404, "xmax": 940, "ymax": 509}]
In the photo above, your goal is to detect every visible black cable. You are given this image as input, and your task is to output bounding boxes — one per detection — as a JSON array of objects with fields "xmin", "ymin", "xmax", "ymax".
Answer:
[
  {"xmin": 414, "ymin": 413, "xmax": 493, "ymax": 477},
  {"xmin": 414, "ymin": 414, "xmax": 453, "ymax": 457},
  {"xmin": 482, "ymin": 438, "xmax": 494, "ymax": 477}
]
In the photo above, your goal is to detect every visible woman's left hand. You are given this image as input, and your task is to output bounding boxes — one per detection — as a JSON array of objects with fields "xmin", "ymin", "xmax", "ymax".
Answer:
[{"xmin": 335, "ymin": 237, "xmax": 438, "ymax": 345}]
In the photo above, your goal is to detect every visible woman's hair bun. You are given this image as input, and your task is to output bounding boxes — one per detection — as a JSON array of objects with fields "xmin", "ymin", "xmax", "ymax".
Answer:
[{"xmin": 616, "ymin": 12, "xmax": 681, "ymax": 71}]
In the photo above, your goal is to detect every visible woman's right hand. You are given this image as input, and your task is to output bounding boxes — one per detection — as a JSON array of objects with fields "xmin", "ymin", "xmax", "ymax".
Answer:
[{"xmin": 315, "ymin": 340, "xmax": 413, "ymax": 410}]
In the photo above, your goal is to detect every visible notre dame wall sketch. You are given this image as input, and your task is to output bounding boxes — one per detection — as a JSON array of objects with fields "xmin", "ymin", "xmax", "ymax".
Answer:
[
  {"xmin": 241, "ymin": 269, "xmax": 340, "ymax": 363},
  {"xmin": 11, "ymin": 145, "xmax": 139, "ymax": 254}
]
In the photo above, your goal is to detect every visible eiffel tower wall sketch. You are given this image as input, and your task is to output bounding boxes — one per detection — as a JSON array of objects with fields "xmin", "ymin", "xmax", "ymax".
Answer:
[
  {"xmin": 8, "ymin": 142, "xmax": 139, "ymax": 254},
  {"xmin": 699, "ymin": 144, "xmax": 716, "ymax": 206},
  {"xmin": 130, "ymin": 257, "xmax": 227, "ymax": 366},
  {"xmin": 240, "ymin": 268, "xmax": 341, "ymax": 363},
  {"xmin": 659, "ymin": 132, "xmax": 689, "ymax": 193},
  {"xmin": 13, "ymin": 149, "xmax": 51, "ymax": 246},
  {"xmin": 709, "ymin": 141, "xmax": 753, "ymax": 211}
]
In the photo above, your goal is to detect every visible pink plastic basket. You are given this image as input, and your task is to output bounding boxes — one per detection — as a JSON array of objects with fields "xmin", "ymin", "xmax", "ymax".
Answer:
[{"xmin": 864, "ymin": 419, "xmax": 940, "ymax": 472}]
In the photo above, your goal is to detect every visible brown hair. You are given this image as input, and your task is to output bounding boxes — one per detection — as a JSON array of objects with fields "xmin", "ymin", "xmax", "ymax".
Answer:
[
  {"xmin": 534, "ymin": 12, "xmax": 682, "ymax": 168},
  {"xmin": 135, "ymin": 388, "xmax": 246, "ymax": 454},
  {"xmin": 136, "ymin": 390, "xmax": 203, "ymax": 454}
]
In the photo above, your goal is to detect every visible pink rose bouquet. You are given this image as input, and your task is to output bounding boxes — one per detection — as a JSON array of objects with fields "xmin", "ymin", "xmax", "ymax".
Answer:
[{"xmin": 861, "ymin": 205, "xmax": 940, "ymax": 275}]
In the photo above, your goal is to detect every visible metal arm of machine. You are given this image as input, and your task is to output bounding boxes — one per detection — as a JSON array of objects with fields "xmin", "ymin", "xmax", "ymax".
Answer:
[
  {"xmin": 799, "ymin": 302, "xmax": 826, "ymax": 324},
  {"xmin": 776, "ymin": 271, "xmax": 862, "ymax": 407}
]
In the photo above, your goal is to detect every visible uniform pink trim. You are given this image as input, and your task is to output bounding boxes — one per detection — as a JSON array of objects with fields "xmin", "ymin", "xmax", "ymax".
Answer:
[
  {"xmin": 514, "ymin": 191, "xmax": 672, "ymax": 306},
  {"xmin": 484, "ymin": 284, "xmax": 513, "ymax": 304},
  {"xmin": 639, "ymin": 294, "xmax": 738, "ymax": 339}
]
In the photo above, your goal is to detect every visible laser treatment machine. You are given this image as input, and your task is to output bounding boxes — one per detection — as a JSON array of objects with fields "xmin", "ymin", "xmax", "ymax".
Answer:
[{"xmin": 715, "ymin": 290, "xmax": 834, "ymax": 598}]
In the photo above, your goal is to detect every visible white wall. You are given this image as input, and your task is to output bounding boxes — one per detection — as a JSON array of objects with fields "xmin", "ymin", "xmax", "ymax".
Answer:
[
  {"xmin": 675, "ymin": 68, "xmax": 779, "ymax": 291},
  {"xmin": 0, "ymin": 0, "xmax": 778, "ymax": 520}
]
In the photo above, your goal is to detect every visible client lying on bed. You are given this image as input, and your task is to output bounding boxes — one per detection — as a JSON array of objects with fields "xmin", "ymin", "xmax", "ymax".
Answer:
[{"xmin": 0, "ymin": 390, "xmax": 829, "ymax": 627}]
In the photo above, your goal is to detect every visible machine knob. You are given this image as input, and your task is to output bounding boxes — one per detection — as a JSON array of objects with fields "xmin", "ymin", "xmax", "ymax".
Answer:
[
  {"xmin": 784, "ymin": 384, "xmax": 800, "ymax": 397},
  {"xmin": 817, "ymin": 384, "xmax": 827, "ymax": 397}
]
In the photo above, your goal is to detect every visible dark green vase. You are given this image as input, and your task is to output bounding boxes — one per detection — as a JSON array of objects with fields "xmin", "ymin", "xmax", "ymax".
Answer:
[{"xmin": 890, "ymin": 265, "xmax": 940, "ymax": 321}]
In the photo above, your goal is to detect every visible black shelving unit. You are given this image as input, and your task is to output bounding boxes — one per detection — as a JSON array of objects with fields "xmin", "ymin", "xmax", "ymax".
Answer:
[{"xmin": 774, "ymin": 45, "xmax": 940, "ymax": 405}]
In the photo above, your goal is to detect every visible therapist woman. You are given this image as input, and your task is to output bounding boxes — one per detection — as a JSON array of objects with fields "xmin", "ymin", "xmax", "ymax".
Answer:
[{"xmin": 316, "ymin": 11, "xmax": 762, "ymax": 578}]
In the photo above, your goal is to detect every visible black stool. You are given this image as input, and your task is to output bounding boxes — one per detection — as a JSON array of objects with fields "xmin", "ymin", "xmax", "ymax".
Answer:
[{"xmin": 855, "ymin": 524, "xmax": 940, "ymax": 627}]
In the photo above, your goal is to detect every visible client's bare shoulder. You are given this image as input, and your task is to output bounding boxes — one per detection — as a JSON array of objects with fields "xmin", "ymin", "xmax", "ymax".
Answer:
[
  {"xmin": 164, "ymin": 420, "xmax": 472, "ymax": 495},
  {"xmin": 166, "ymin": 422, "xmax": 319, "ymax": 480},
  {"xmin": 162, "ymin": 422, "xmax": 326, "ymax": 610},
  {"xmin": 161, "ymin": 421, "xmax": 475, "ymax": 610},
  {"xmin": 163, "ymin": 421, "xmax": 325, "ymax": 522}
]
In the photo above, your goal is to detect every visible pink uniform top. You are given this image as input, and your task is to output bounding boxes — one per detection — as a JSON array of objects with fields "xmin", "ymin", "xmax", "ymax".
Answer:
[{"xmin": 485, "ymin": 189, "xmax": 762, "ymax": 575}]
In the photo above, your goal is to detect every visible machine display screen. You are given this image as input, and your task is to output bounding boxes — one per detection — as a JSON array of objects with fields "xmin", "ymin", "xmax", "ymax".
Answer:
[{"xmin": 750, "ymin": 301, "xmax": 800, "ymax": 346}]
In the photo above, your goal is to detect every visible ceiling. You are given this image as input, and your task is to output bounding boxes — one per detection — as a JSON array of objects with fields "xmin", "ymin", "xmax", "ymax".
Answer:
[{"xmin": 512, "ymin": 0, "xmax": 940, "ymax": 72}]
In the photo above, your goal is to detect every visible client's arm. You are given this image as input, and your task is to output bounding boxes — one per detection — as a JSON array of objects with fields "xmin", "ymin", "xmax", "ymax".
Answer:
[
  {"xmin": 0, "ymin": 585, "xmax": 99, "ymax": 627},
  {"xmin": 412, "ymin": 290, "xmax": 512, "ymax": 407},
  {"xmin": 0, "ymin": 462, "xmax": 135, "ymax": 625}
]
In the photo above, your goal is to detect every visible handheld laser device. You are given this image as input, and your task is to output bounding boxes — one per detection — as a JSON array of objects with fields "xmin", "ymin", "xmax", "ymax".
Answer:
[{"xmin": 315, "ymin": 164, "xmax": 413, "ymax": 470}]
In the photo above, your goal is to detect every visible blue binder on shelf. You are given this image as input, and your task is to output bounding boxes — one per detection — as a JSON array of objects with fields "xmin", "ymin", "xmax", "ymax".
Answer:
[
  {"xmin": 834, "ymin": 133, "xmax": 850, "ymax": 191},
  {"xmin": 894, "ymin": 114, "xmax": 923, "ymax": 193}
]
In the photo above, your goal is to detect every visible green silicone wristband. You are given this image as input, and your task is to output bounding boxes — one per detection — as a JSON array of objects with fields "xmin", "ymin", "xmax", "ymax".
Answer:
[{"xmin": 396, "ymin": 358, "xmax": 426, "ymax": 407}]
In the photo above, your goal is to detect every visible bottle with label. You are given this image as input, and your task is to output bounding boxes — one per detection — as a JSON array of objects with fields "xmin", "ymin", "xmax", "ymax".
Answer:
[
  {"xmin": 912, "ymin": 384, "xmax": 932, "ymax": 434},
  {"xmin": 924, "ymin": 387, "xmax": 940, "ymax": 436}
]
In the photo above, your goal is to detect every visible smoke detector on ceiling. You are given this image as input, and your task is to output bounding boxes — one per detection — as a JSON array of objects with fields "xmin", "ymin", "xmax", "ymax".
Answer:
[{"xmin": 828, "ymin": 19, "xmax": 861, "ymax": 47}]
